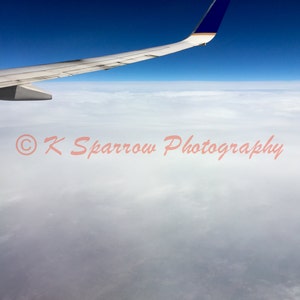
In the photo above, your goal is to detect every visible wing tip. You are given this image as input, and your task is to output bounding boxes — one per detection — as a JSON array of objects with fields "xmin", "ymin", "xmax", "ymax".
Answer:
[{"xmin": 193, "ymin": 0, "xmax": 231, "ymax": 35}]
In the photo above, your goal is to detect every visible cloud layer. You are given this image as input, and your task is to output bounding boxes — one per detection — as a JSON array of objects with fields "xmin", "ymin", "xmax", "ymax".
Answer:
[{"xmin": 0, "ymin": 81, "xmax": 300, "ymax": 300}]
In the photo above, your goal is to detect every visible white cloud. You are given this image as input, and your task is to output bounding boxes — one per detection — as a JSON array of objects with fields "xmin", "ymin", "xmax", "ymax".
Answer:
[{"xmin": 0, "ymin": 81, "xmax": 300, "ymax": 299}]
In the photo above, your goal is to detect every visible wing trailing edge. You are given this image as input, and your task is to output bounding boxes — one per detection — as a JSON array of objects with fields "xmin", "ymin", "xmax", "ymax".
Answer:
[
  {"xmin": 0, "ymin": 85, "xmax": 52, "ymax": 101},
  {"xmin": 0, "ymin": 0, "xmax": 230, "ymax": 101}
]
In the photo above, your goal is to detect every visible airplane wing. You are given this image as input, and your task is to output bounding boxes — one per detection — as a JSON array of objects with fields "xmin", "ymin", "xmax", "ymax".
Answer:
[{"xmin": 0, "ymin": 0, "xmax": 230, "ymax": 101}]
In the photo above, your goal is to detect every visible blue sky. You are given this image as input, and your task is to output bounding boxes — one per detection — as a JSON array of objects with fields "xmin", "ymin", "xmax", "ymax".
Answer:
[{"xmin": 0, "ymin": 0, "xmax": 299, "ymax": 81}]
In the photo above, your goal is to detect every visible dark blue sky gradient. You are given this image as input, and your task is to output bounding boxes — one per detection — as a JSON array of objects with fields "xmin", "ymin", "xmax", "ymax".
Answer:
[{"xmin": 0, "ymin": 0, "xmax": 299, "ymax": 81}]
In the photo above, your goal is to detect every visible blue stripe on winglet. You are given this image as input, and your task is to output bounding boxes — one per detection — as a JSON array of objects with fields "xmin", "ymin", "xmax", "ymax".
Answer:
[{"xmin": 194, "ymin": 0, "xmax": 230, "ymax": 34}]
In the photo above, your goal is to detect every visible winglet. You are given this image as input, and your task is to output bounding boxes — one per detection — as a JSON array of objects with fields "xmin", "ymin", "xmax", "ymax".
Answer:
[
  {"xmin": 194, "ymin": 0, "xmax": 230, "ymax": 34},
  {"xmin": 185, "ymin": 0, "xmax": 230, "ymax": 45}
]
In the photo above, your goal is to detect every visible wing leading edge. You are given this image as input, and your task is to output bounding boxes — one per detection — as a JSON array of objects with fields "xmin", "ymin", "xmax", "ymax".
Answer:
[{"xmin": 0, "ymin": 0, "xmax": 230, "ymax": 101}]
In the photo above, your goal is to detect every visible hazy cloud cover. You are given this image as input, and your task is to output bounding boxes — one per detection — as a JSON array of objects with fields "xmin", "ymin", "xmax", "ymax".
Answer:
[{"xmin": 0, "ymin": 81, "xmax": 300, "ymax": 300}]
